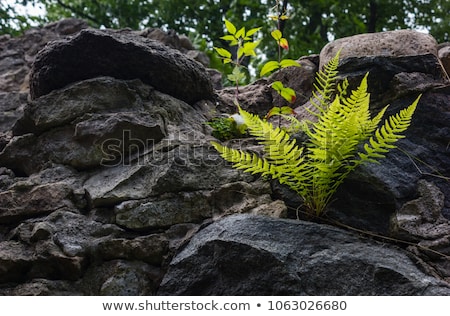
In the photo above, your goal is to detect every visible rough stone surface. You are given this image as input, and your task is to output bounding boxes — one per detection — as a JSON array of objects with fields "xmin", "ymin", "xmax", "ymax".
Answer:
[
  {"xmin": 438, "ymin": 44, "xmax": 450, "ymax": 78},
  {"xmin": 30, "ymin": 29, "xmax": 214, "ymax": 104},
  {"xmin": 158, "ymin": 214, "xmax": 450, "ymax": 295},
  {"xmin": 320, "ymin": 30, "xmax": 439, "ymax": 68}
]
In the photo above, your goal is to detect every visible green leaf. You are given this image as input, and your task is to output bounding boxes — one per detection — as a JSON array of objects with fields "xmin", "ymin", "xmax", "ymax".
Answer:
[
  {"xmin": 280, "ymin": 106, "xmax": 295, "ymax": 114},
  {"xmin": 214, "ymin": 47, "xmax": 231, "ymax": 58},
  {"xmin": 271, "ymin": 29, "xmax": 283, "ymax": 41},
  {"xmin": 220, "ymin": 35, "xmax": 236, "ymax": 42},
  {"xmin": 245, "ymin": 27, "xmax": 261, "ymax": 37},
  {"xmin": 224, "ymin": 19, "xmax": 236, "ymax": 35},
  {"xmin": 271, "ymin": 81, "xmax": 296, "ymax": 103},
  {"xmin": 279, "ymin": 59, "xmax": 300, "ymax": 68},
  {"xmin": 260, "ymin": 60, "xmax": 280, "ymax": 76},
  {"xmin": 280, "ymin": 88, "xmax": 296, "ymax": 103},
  {"xmin": 227, "ymin": 66, "xmax": 246, "ymax": 83},
  {"xmin": 266, "ymin": 106, "xmax": 281, "ymax": 118},
  {"xmin": 242, "ymin": 40, "xmax": 260, "ymax": 56},
  {"xmin": 235, "ymin": 26, "xmax": 245, "ymax": 39},
  {"xmin": 271, "ymin": 81, "xmax": 284, "ymax": 92}
]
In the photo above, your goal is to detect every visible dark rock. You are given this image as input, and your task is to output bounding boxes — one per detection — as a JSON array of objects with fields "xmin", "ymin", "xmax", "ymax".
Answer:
[
  {"xmin": 391, "ymin": 180, "xmax": 447, "ymax": 240},
  {"xmin": 217, "ymin": 78, "xmax": 273, "ymax": 116},
  {"xmin": 438, "ymin": 45, "xmax": 450, "ymax": 77},
  {"xmin": 114, "ymin": 191, "xmax": 213, "ymax": 230},
  {"xmin": 336, "ymin": 54, "xmax": 444, "ymax": 109},
  {"xmin": 14, "ymin": 77, "xmax": 147, "ymax": 136},
  {"xmin": 96, "ymin": 234, "xmax": 169, "ymax": 265},
  {"xmin": 0, "ymin": 240, "xmax": 85, "ymax": 283},
  {"xmin": 83, "ymin": 260, "xmax": 160, "ymax": 296},
  {"xmin": 158, "ymin": 214, "xmax": 450, "ymax": 295},
  {"xmin": 0, "ymin": 182, "xmax": 75, "ymax": 224},
  {"xmin": 270, "ymin": 57, "xmax": 318, "ymax": 109},
  {"xmin": 0, "ymin": 279, "xmax": 81, "ymax": 295},
  {"xmin": 30, "ymin": 29, "xmax": 214, "ymax": 104},
  {"xmin": 0, "ymin": 92, "xmax": 27, "ymax": 133},
  {"xmin": 1, "ymin": 78, "xmax": 168, "ymax": 174}
]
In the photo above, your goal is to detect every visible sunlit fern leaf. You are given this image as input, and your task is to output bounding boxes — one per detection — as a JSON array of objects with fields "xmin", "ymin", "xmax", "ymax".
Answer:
[
  {"xmin": 310, "ymin": 50, "xmax": 341, "ymax": 113},
  {"xmin": 210, "ymin": 51, "xmax": 420, "ymax": 216},
  {"xmin": 356, "ymin": 95, "xmax": 420, "ymax": 165}
]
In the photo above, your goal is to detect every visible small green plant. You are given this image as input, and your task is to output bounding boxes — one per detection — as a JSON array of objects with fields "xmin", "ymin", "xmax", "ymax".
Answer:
[
  {"xmin": 212, "ymin": 53, "xmax": 421, "ymax": 216},
  {"xmin": 206, "ymin": 115, "xmax": 247, "ymax": 141},
  {"xmin": 214, "ymin": 19, "xmax": 261, "ymax": 100}
]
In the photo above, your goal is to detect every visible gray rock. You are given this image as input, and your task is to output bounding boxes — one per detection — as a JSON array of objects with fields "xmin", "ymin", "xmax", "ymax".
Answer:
[
  {"xmin": 0, "ymin": 239, "xmax": 85, "ymax": 283},
  {"xmin": 158, "ymin": 214, "xmax": 450, "ymax": 295},
  {"xmin": 438, "ymin": 44, "xmax": 450, "ymax": 78},
  {"xmin": 217, "ymin": 78, "xmax": 273, "ymax": 116},
  {"xmin": 115, "ymin": 191, "xmax": 213, "ymax": 230},
  {"xmin": 320, "ymin": 30, "xmax": 439, "ymax": 69},
  {"xmin": 96, "ymin": 234, "xmax": 169, "ymax": 265},
  {"xmin": 336, "ymin": 55, "xmax": 443, "ymax": 109},
  {"xmin": 95, "ymin": 260, "xmax": 159, "ymax": 296},
  {"xmin": 270, "ymin": 56, "xmax": 318, "ymax": 109},
  {"xmin": 0, "ymin": 92, "xmax": 27, "ymax": 133},
  {"xmin": 30, "ymin": 29, "xmax": 214, "ymax": 104},
  {"xmin": 0, "ymin": 182, "xmax": 75, "ymax": 224},
  {"xmin": 1, "ymin": 78, "xmax": 168, "ymax": 174},
  {"xmin": 14, "ymin": 77, "xmax": 147, "ymax": 136},
  {"xmin": 391, "ymin": 180, "xmax": 450, "ymax": 246}
]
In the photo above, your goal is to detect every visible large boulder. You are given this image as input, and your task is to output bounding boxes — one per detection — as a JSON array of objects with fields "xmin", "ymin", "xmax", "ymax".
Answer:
[
  {"xmin": 320, "ymin": 29, "xmax": 439, "ymax": 68},
  {"xmin": 30, "ymin": 29, "xmax": 214, "ymax": 104},
  {"xmin": 158, "ymin": 214, "xmax": 450, "ymax": 295}
]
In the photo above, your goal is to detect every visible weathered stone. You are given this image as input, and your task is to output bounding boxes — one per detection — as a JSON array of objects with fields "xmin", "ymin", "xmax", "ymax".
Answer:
[
  {"xmin": 217, "ymin": 78, "xmax": 273, "ymax": 116},
  {"xmin": 30, "ymin": 29, "xmax": 214, "ymax": 104},
  {"xmin": 0, "ymin": 279, "xmax": 80, "ymax": 295},
  {"xmin": 320, "ymin": 30, "xmax": 439, "ymax": 68},
  {"xmin": 83, "ymin": 142, "xmax": 250, "ymax": 208},
  {"xmin": 391, "ymin": 180, "xmax": 450, "ymax": 242},
  {"xmin": 158, "ymin": 214, "xmax": 450, "ymax": 295},
  {"xmin": 270, "ymin": 56, "xmax": 318, "ymax": 108},
  {"xmin": 0, "ymin": 182, "xmax": 75, "ymax": 224},
  {"xmin": 96, "ymin": 234, "xmax": 169, "ymax": 265},
  {"xmin": 0, "ymin": 92, "xmax": 27, "ymax": 133},
  {"xmin": 43, "ymin": 210, "xmax": 123, "ymax": 257},
  {"xmin": 0, "ymin": 240, "xmax": 85, "ymax": 283},
  {"xmin": 2, "ymin": 78, "xmax": 168, "ymax": 174},
  {"xmin": 115, "ymin": 191, "xmax": 213, "ymax": 230},
  {"xmin": 438, "ymin": 44, "xmax": 450, "ymax": 78},
  {"xmin": 0, "ymin": 18, "xmax": 88, "ymax": 94},
  {"xmin": 97, "ymin": 261, "xmax": 159, "ymax": 296},
  {"xmin": 14, "ymin": 77, "xmax": 146, "ymax": 136}
]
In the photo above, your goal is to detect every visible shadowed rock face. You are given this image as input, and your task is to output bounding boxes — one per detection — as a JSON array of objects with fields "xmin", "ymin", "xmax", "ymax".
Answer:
[
  {"xmin": 29, "ymin": 29, "xmax": 214, "ymax": 105},
  {"xmin": 158, "ymin": 214, "xmax": 450, "ymax": 295}
]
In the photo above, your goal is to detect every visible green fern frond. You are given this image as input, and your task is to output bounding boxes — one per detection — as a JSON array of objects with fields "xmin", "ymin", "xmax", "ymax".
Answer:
[
  {"xmin": 356, "ymin": 95, "xmax": 421, "ymax": 164},
  {"xmin": 210, "ymin": 50, "xmax": 420, "ymax": 217},
  {"xmin": 310, "ymin": 50, "xmax": 341, "ymax": 113},
  {"xmin": 238, "ymin": 107, "xmax": 304, "ymax": 166},
  {"xmin": 211, "ymin": 141, "xmax": 273, "ymax": 176}
]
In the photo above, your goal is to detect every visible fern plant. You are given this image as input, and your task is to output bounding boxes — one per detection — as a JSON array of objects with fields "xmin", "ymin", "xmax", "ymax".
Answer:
[{"xmin": 212, "ymin": 53, "xmax": 421, "ymax": 216}]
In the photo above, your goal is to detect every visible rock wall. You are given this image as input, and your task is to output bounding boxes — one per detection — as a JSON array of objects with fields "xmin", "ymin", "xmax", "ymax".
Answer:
[{"xmin": 0, "ymin": 20, "xmax": 449, "ymax": 295}]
